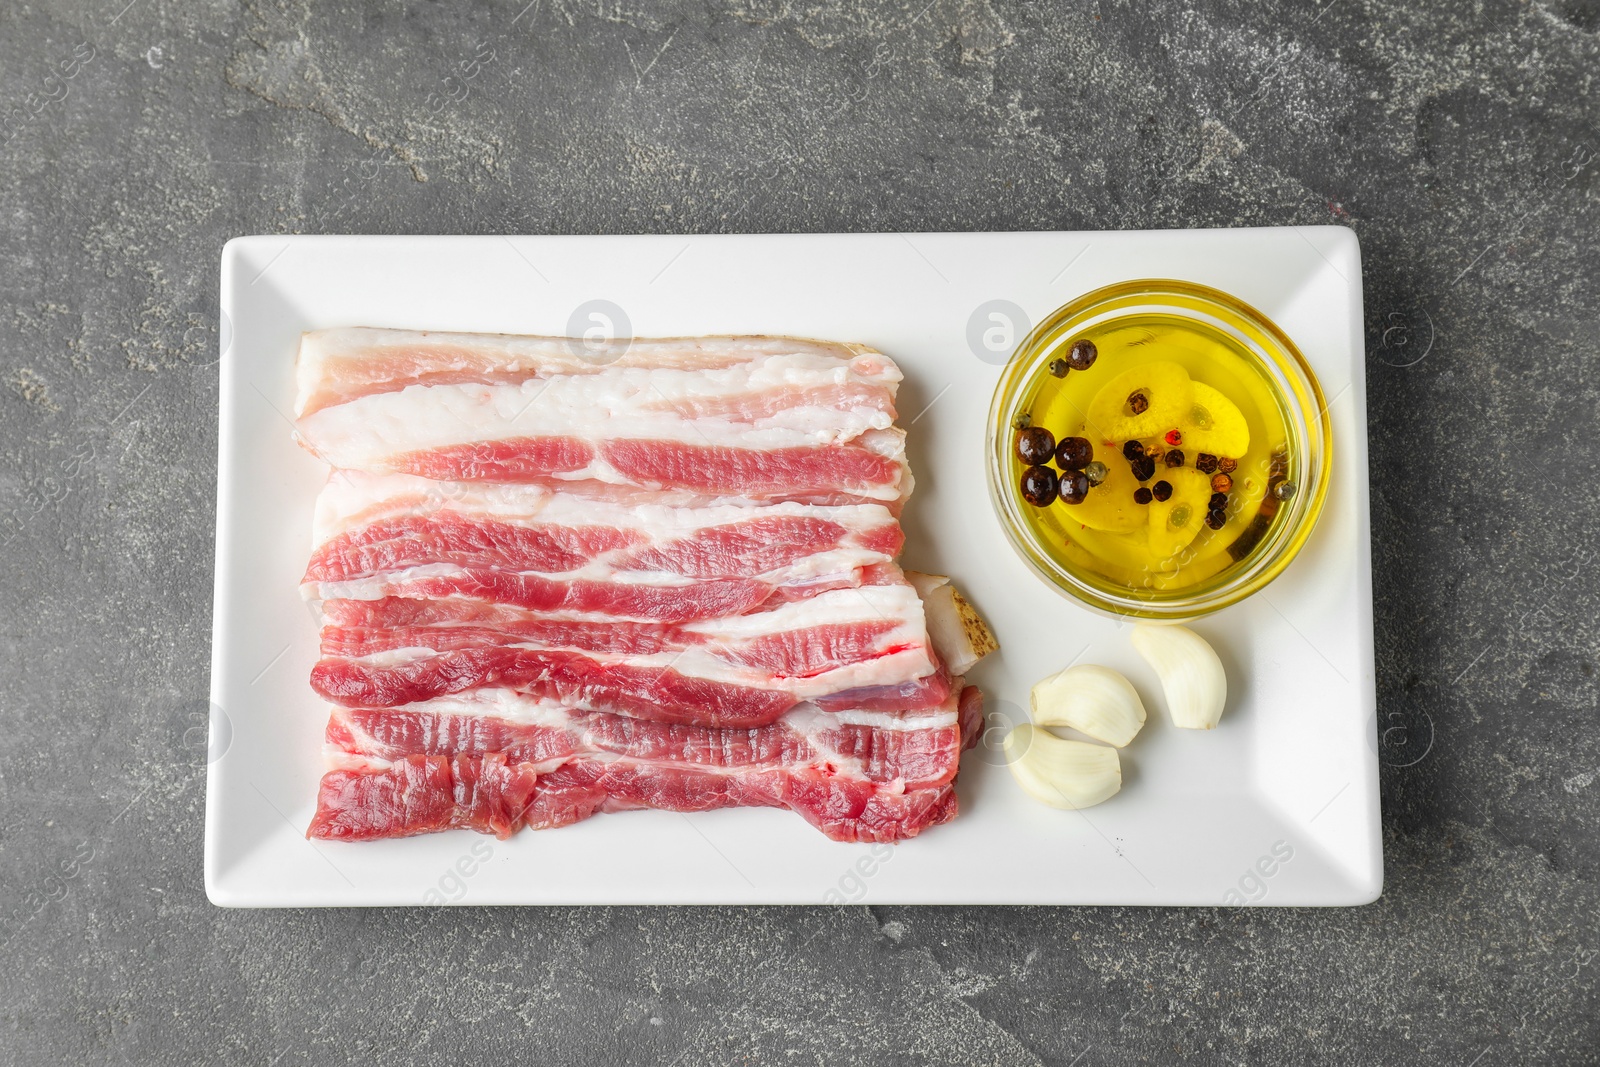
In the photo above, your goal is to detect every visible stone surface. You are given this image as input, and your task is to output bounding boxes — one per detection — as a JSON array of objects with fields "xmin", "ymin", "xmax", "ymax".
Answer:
[{"xmin": 2, "ymin": 0, "xmax": 1598, "ymax": 1063}]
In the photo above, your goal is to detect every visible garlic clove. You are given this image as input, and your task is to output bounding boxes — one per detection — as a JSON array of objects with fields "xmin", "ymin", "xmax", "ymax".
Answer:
[
  {"xmin": 1030, "ymin": 664, "xmax": 1146, "ymax": 747},
  {"xmin": 915, "ymin": 578, "xmax": 999, "ymax": 676},
  {"xmin": 1130, "ymin": 623, "xmax": 1227, "ymax": 729},
  {"xmin": 1003, "ymin": 724, "xmax": 1122, "ymax": 809}
]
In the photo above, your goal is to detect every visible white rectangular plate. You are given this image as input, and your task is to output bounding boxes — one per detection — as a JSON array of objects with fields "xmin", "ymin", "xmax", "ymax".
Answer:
[{"xmin": 208, "ymin": 229, "xmax": 1380, "ymax": 907}]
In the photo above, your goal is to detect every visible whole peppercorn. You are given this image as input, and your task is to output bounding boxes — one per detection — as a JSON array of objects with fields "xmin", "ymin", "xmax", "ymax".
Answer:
[
  {"xmin": 1133, "ymin": 486, "xmax": 1153, "ymax": 505},
  {"xmin": 1164, "ymin": 449, "xmax": 1184, "ymax": 468},
  {"xmin": 1130, "ymin": 455, "xmax": 1156, "ymax": 482},
  {"xmin": 1083, "ymin": 460, "xmax": 1109, "ymax": 486},
  {"xmin": 1055, "ymin": 436, "xmax": 1094, "ymax": 470},
  {"xmin": 1208, "ymin": 491, "xmax": 1229, "ymax": 510},
  {"xmin": 1210, "ymin": 472, "xmax": 1233, "ymax": 494},
  {"xmin": 1067, "ymin": 338, "xmax": 1098, "ymax": 370},
  {"xmin": 1127, "ymin": 391, "xmax": 1150, "ymax": 415},
  {"xmin": 1196, "ymin": 453, "xmax": 1219, "ymax": 474},
  {"xmin": 1048, "ymin": 357, "xmax": 1069, "ymax": 378},
  {"xmin": 1164, "ymin": 429, "xmax": 1182, "ymax": 447},
  {"xmin": 1122, "ymin": 439, "xmax": 1145, "ymax": 460},
  {"xmin": 1152, "ymin": 480, "xmax": 1173, "ymax": 502},
  {"xmin": 1059, "ymin": 469, "xmax": 1090, "ymax": 505},
  {"xmin": 1217, "ymin": 457, "xmax": 1238, "ymax": 474},
  {"xmin": 1272, "ymin": 480, "xmax": 1298, "ymax": 501},
  {"xmin": 1020, "ymin": 465, "xmax": 1059, "ymax": 507},
  {"xmin": 1205, "ymin": 509, "xmax": 1227, "ymax": 530},
  {"xmin": 1013, "ymin": 412, "xmax": 1033, "ymax": 431},
  {"xmin": 1016, "ymin": 426, "xmax": 1057, "ymax": 465}
]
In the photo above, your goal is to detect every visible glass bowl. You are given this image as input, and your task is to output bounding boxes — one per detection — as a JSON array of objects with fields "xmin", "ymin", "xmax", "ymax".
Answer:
[{"xmin": 985, "ymin": 279, "xmax": 1333, "ymax": 620}]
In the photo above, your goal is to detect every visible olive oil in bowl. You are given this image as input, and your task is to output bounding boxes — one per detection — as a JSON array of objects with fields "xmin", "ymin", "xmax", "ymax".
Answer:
[{"xmin": 987, "ymin": 281, "xmax": 1331, "ymax": 619}]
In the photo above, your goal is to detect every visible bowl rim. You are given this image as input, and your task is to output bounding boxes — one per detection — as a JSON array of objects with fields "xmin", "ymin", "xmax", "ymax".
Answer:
[{"xmin": 985, "ymin": 277, "xmax": 1334, "ymax": 620}]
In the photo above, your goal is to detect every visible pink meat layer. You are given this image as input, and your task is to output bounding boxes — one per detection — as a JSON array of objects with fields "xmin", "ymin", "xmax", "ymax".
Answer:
[
  {"xmin": 311, "ymin": 647, "xmax": 952, "ymax": 727},
  {"xmin": 321, "ymin": 619, "xmax": 910, "ymax": 678},
  {"xmin": 307, "ymin": 686, "xmax": 983, "ymax": 844},
  {"xmin": 325, "ymin": 697, "xmax": 966, "ymax": 790},
  {"xmin": 314, "ymin": 647, "xmax": 795, "ymax": 726},
  {"xmin": 383, "ymin": 438, "xmax": 905, "ymax": 502},
  {"xmin": 305, "ymin": 511, "xmax": 901, "ymax": 584},
  {"xmin": 308, "ymin": 757, "xmax": 962, "ymax": 844},
  {"xmin": 307, "ymin": 561, "xmax": 907, "ymax": 623},
  {"xmin": 318, "ymin": 585, "xmax": 904, "ymax": 631},
  {"xmin": 326, "ymin": 570, "xmax": 776, "ymax": 622}
]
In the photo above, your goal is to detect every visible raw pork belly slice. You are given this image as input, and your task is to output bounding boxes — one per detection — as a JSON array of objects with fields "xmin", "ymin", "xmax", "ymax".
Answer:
[
  {"xmin": 294, "ymin": 329, "xmax": 890, "ymax": 417},
  {"xmin": 324, "ymin": 689, "xmax": 972, "ymax": 789},
  {"xmin": 307, "ymin": 590, "xmax": 951, "ymax": 724},
  {"xmin": 297, "ymin": 328, "xmax": 988, "ymax": 845},
  {"xmin": 310, "ymin": 581, "xmax": 944, "ymax": 721},
  {"xmin": 308, "ymin": 685, "xmax": 984, "ymax": 844},
  {"xmin": 294, "ymin": 331, "xmax": 911, "ymax": 508},
  {"xmin": 302, "ymin": 472, "xmax": 906, "ymax": 602}
]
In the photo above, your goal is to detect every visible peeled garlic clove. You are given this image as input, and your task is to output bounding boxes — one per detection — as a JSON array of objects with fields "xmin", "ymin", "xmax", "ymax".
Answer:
[
  {"xmin": 1030, "ymin": 664, "xmax": 1146, "ymax": 747},
  {"xmin": 1003, "ymin": 724, "xmax": 1122, "ymax": 809},
  {"xmin": 1130, "ymin": 623, "xmax": 1227, "ymax": 729}
]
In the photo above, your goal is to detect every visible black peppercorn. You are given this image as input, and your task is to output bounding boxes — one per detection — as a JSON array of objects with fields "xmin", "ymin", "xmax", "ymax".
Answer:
[
  {"xmin": 1059, "ymin": 469, "xmax": 1090, "ymax": 505},
  {"xmin": 1020, "ymin": 465, "xmax": 1059, "ymax": 507},
  {"xmin": 1055, "ymin": 436, "xmax": 1093, "ymax": 470},
  {"xmin": 1016, "ymin": 426, "xmax": 1056, "ymax": 465}
]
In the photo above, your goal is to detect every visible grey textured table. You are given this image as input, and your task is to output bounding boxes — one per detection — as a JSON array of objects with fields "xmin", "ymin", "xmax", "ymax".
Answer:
[{"xmin": 3, "ymin": 1, "xmax": 1597, "ymax": 1064}]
